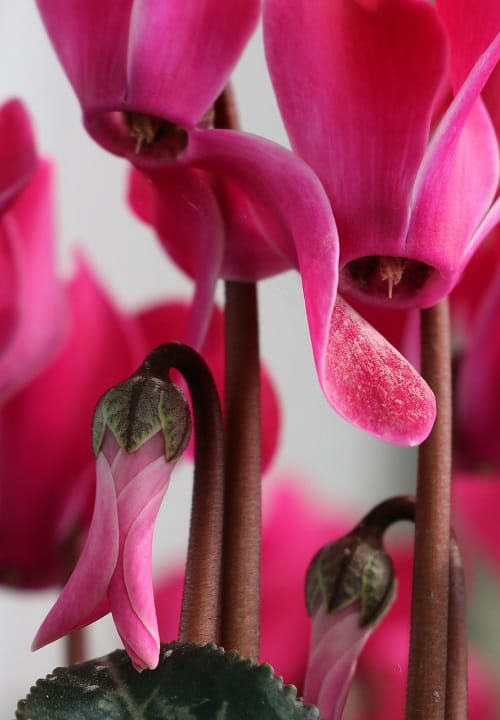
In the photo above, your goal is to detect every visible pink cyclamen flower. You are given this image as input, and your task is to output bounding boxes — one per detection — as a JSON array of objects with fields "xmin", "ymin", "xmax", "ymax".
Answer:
[
  {"xmin": 0, "ymin": 259, "xmax": 146, "ymax": 588},
  {"xmin": 264, "ymin": 0, "xmax": 500, "ymax": 309},
  {"xmin": 35, "ymin": 0, "xmax": 260, "ymax": 162},
  {"xmin": 129, "ymin": 129, "xmax": 436, "ymax": 446},
  {"xmin": 37, "ymin": 0, "xmax": 436, "ymax": 444},
  {"xmin": 0, "ymin": 99, "xmax": 64, "ymax": 401},
  {"xmin": 33, "ymin": 371, "xmax": 191, "ymax": 672}
]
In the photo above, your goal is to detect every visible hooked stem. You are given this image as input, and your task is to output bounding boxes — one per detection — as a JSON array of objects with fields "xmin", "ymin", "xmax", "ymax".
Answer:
[{"xmin": 143, "ymin": 343, "xmax": 224, "ymax": 645}]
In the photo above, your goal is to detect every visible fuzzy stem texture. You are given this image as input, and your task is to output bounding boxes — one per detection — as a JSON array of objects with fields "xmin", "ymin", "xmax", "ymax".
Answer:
[
  {"xmin": 445, "ymin": 536, "xmax": 468, "ymax": 720},
  {"xmin": 144, "ymin": 343, "xmax": 224, "ymax": 645},
  {"xmin": 213, "ymin": 86, "xmax": 262, "ymax": 661},
  {"xmin": 406, "ymin": 300, "xmax": 452, "ymax": 720},
  {"xmin": 221, "ymin": 280, "xmax": 262, "ymax": 661}
]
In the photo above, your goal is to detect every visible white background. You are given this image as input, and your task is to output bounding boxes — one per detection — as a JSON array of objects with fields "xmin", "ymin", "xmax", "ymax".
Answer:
[{"xmin": 0, "ymin": 3, "xmax": 415, "ymax": 710}]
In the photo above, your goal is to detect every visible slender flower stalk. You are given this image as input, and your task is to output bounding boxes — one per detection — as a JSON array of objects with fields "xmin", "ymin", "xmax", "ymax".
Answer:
[
  {"xmin": 210, "ymin": 87, "xmax": 262, "ymax": 661},
  {"xmin": 142, "ymin": 343, "xmax": 225, "ymax": 645},
  {"xmin": 445, "ymin": 537, "xmax": 467, "ymax": 720},
  {"xmin": 406, "ymin": 301, "xmax": 452, "ymax": 720},
  {"xmin": 221, "ymin": 280, "xmax": 262, "ymax": 661}
]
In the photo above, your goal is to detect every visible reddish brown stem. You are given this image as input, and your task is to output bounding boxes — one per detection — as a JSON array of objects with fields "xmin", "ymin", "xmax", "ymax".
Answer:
[
  {"xmin": 406, "ymin": 300, "xmax": 452, "ymax": 719},
  {"xmin": 143, "ymin": 343, "xmax": 224, "ymax": 644},
  {"xmin": 213, "ymin": 86, "xmax": 262, "ymax": 660},
  {"xmin": 445, "ymin": 537, "xmax": 468, "ymax": 720},
  {"xmin": 220, "ymin": 281, "xmax": 261, "ymax": 661},
  {"xmin": 214, "ymin": 84, "xmax": 240, "ymax": 130}
]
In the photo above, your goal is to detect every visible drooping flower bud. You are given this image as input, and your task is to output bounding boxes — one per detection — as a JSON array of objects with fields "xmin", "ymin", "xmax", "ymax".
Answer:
[
  {"xmin": 33, "ymin": 364, "xmax": 191, "ymax": 671},
  {"xmin": 92, "ymin": 372, "xmax": 191, "ymax": 462},
  {"xmin": 303, "ymin": 528, "xmax": 396, "ymax": 720}
]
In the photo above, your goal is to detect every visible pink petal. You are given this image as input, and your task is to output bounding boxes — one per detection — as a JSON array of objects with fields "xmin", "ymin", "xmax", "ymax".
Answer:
[
  {"xmin": 407, "ymin": 35, "xmax": 500, "ymax": 300},
  {"xmin": 0, "ymin": 160, "xmax": 65, "ymax": 402},
  {"xmin": 32, "ymin": 452, "xmax": 119, "ymax": 650},
  {"xmin": 264, "ymin": 0, "xmax": 447, "ymax": 262},
  {"xmin": 109, "ymin": 451, "xmax": 174, "ymax": 670},
  {"xmin": 304, "ymin": 603, "xmax": 374, "ymax": 720},
  {"xmin": 126, "ymin": 0, "xmax": 260, "ymax": 127},
  {"xmin": 0, "ymin": 99, "xmax": 38, "ymax": 215},
  {"xmin": 35, "ymin": 0, "xmax": 132, "ymax": 112},
  {"xmin": 436, "ymin": 0, "xmax": 500, "ymax": 90},
  {"xmin": 128, "ymin": 166, "xmax": 224, "ymax": 349},
  {"xmin": 323, "ymin": 297, "xmax": 435, "ymax": 445},
  {"xmin": 36, "ymin": 1, "xmax": 259, "ymax": 156},
  {"xmin": 186, "ymin": 128, "xmax": 339, "ymax": 374}
]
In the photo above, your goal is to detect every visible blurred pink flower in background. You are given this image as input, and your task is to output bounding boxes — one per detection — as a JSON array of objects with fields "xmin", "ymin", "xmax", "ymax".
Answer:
[{"xmin": 0, "ymin": 99, "xmax": 63, "ymax": 402}]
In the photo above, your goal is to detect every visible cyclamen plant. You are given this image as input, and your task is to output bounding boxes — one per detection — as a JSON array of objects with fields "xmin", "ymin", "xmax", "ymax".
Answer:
[{"xmin": 2, "ymin": 1, "xmax": 500, "ymax": 719}]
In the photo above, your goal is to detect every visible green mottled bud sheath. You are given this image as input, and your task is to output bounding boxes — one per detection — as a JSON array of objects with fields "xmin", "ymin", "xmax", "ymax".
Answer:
[
  {"xmin": 92, "ymin": 374, "xmax": 191, "ymax": 462},
  {"xmin": 305, "ymin": 533, "xmax": 395, "ymax": 627}
]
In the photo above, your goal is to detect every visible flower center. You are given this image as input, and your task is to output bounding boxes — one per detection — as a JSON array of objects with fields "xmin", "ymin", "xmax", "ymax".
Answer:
[
  {"xmin": 122, "ymin": 112, "xmax": 188, "ymax": 156},
  {"xmin": 341, "ymin": 256, "xmax": 433, "ymax": 301}
]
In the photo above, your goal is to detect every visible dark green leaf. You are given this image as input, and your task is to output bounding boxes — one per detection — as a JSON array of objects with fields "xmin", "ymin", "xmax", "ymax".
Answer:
[{"xmin": 15, "ymin": 642, "xmax": 319, "ymax": 720}]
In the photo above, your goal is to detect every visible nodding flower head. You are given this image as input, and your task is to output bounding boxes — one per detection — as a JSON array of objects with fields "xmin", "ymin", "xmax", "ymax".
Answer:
[{"xmin": 33, "ymin": 370, "xmax": 191, "ymax": 671}]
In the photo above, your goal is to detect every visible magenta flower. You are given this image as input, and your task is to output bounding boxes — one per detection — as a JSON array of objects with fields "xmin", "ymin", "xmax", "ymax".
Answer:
[
  {"xmin": 0, "ymin": 99, "xmax": 63, "ymax": 401},
  {"xmin": 264, "ymin": 0, "xmax": 500, "ymax": 309},
  {"xmin": 304, "ymin": 603, "xmax": 377, "ymax": 720},
  {"xmin": 0, "ymin": 259, "xmax": 147, "ymax": 588},
  {"xmin": 33, "ymin": 371, "xmax": 191, "ymax": 672},
  {"xmin": 35, "ymin": 0, "xmax": 260, "ymax": 161},
  {"xmin": 129, "ymin": 130, "xmax": 436, "ymax": 446},
  {"xmin": 0, "ymin": 99, "xmax": 37, "ymax": 213},
  {"xmin": 36, "ymin": 0, "xmax": 436, "ymax": 444}
]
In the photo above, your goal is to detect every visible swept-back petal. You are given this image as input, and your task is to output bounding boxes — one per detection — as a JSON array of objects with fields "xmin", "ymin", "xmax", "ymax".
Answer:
[
  {"xmin": 127, "ymin": 0, "xmax": 260, "ymax": 128},
  {"xmin": 264, "ymin": 0, "xmax": 446, "ymax": 261},
  {"xmin": 323, "ymin": 297, "xmax": 435, "ymax": 445},
  {"xmin": 407, "ymin": 35, "xmax": 500, "ymax": 302},
  {"xmin": 0, "ymin": 161, "xmax": 64, "ymax": 402},
  {"xmin": 128, "ymin": 166, "xmax": 224, "ymax": 349},
  {"xmin": 186, "ymin": 128, "xmax": 338, "ymax": 367},
  {"xmin": 32, "ymin": 452, "xmax": 119, "ymax": 650},
  {"xmin": 0, "ymin": 99, "xmax": 37, "ymax": 215},
  {"xmin": 184, "ymin": 130, "xmax": 434, "ymax": 443}
]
